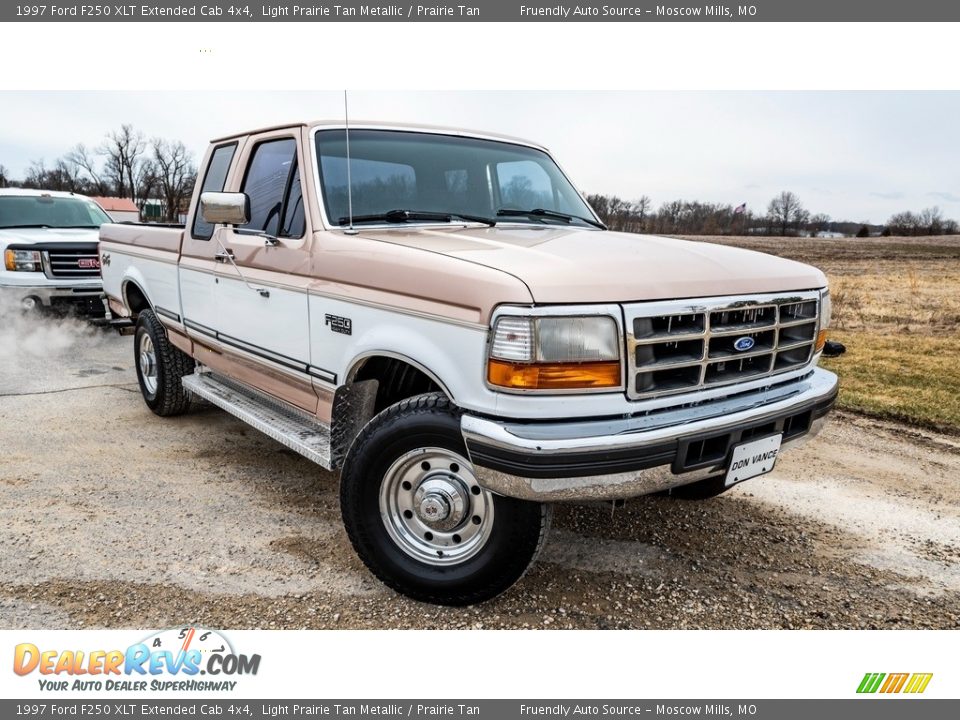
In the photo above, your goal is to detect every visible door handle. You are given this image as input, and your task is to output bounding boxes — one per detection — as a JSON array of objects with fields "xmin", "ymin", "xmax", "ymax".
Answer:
[{"xmin": 214, "ymin": 249, "xmax": 235, "ymax": 263}]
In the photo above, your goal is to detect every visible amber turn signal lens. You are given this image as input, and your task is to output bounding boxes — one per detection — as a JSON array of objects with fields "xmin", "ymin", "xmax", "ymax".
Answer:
[
  {"xmin": 487, "ymin": 359, "xmax": 621, "ymax": 390},
  {"xmin": 815, "ymin": 329, "xmax": 828, "ymax": 352}
]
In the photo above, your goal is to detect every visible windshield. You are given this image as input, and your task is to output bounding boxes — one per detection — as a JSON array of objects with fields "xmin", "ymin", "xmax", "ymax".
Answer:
[
  {"xmin": 0, "ymin": 195, "xmax": 112, "ymax": 229},
  {"xmin": 315, "ymin": 129, "xmax": 597, "ymax": 227}
]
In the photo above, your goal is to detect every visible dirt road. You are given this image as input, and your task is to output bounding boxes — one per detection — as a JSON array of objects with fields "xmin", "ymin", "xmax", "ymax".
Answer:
[{"xmin": 1, "ymin": 323, "xmax": 958, "ymax": 630}]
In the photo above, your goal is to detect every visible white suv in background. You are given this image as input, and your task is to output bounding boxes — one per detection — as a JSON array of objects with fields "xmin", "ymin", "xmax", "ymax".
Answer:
[{"xmin": 0, "ymin": 188, "xmax": 110, "ymax": 316}]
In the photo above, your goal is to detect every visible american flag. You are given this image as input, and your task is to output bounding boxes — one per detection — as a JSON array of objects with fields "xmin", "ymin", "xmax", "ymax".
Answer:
[{"xmin": 734, "ymin": 202, "xmax": 747, "ymax": 214}]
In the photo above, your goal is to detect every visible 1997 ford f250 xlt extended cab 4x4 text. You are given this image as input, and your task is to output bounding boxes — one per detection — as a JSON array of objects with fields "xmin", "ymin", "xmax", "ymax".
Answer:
[{"xmin": 100, "ymin": 120, "xmax": 838, "ymax": 605}]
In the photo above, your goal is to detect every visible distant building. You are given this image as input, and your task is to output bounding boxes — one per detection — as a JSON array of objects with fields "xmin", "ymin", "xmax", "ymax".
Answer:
[
  {"xmin": 141, "ymin": 198, "xmax": 188, "ymax": 224},
  {"xmin": 92, "ymin": 196, "xmax": 139, "ymax": 223}
]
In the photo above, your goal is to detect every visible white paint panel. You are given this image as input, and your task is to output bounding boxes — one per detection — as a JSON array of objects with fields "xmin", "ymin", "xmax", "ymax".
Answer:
[
  {"xmin": 179, "ymin": 267, "xmax": 218, "ymax": 330},
  {"xmin": 307, "ymin": 295, "xmax": 809, "ymax": 422},
  {"xmin": 103, "ymin": 249, "xmax": 180, "ymax": 318},
  {"xmin": 137, "ymin": 256, "xmax": 179, "ymax": 315},
  {"xmin": 308, "ymin": 294, "xmax": 487, "ymax": 403},
  {"xmin": 218, "ymin": 275, "xmax": 310, "ymax": 363},
  {"xmin": 99, "ymin": 247, "xmax": 124, "ymax": 301}
]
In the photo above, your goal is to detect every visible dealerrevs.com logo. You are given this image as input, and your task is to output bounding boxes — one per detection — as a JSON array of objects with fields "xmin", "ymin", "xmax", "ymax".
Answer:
[
  {"xmin": 857, "ymin": 672, "xmax": 933, "ymax": 694},
  {"xmin": 13, "ymin": 627, "xmax": 261, "ymax": 692}
]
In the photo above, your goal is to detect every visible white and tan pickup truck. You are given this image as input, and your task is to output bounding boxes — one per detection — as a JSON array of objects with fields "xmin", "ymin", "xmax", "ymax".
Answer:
[{"xmin": 100, "ymin": 120, "xmax": 838, "ymax": 605}]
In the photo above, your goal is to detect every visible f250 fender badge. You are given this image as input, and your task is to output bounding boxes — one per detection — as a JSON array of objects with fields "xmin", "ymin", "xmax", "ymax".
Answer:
[
  {"xmin": 325, "ymin": 314, "xmax": 352, "ymax": 335},
  {"xmin": 734, "ymin": 336, "xmax": 755, "ymax": 352}
]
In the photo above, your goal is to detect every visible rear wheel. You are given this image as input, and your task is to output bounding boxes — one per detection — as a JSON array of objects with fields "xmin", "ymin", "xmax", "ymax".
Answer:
[
  {"xmin": 134, "ymin": 309, "xmax": 194, "ymax": 417},
  {"xmin": 340, "ymin": 393, "xmax": 551, "ymax": 605}
]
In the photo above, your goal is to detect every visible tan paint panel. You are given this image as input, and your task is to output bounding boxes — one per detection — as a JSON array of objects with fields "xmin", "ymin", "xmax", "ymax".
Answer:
[
  {"xmin": 100, "ymin": 225, "xmax": 183, "ymax": 252},
  {"xmin": 192, "ymin": 341, "xmax": 320, "ymax": 415},
  {"xmin": 351, "ymin": 225, "xmax": 828, "ymax": 305},
  {"xmin": 307, "ymin": 231, "xmax": 532, "ymax": 325},
  {"xmin": 166, "ymin": 326, "xmax": 194, "ymax": 356},
  {"xmin": 214, "ymin": 119, "xmax": 545, "ymax": 152}
]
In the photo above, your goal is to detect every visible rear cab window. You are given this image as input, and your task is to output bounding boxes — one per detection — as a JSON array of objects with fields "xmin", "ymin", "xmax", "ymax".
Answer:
[{"xmin": 241, "ymin": 137, "xmax": 306, "ymax": 239}]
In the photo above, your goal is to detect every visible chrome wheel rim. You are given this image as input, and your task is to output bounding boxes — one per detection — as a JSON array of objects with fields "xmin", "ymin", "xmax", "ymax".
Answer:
[
  {"xmin": 379, "ymin": 447, "xmax": 494, "ymax": 566},
  {"xmin": 139, "ymin": 334, "xmax": 158, "ymax": 395}
]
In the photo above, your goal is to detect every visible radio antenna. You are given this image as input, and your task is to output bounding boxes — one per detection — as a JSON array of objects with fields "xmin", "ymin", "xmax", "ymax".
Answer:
[{"xmin": 344, "ymin": 89, "xmax": 358, "ymax": 235}]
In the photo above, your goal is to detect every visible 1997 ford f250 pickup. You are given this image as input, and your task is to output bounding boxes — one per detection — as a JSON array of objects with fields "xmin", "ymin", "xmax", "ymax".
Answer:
[{"xmin": 100, "ymin": 120, "xmax": 838, "ymax": 605}]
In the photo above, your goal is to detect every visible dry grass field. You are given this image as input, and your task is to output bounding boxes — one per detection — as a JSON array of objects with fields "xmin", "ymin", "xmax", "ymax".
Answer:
[{"xmin": 683, "ymin": 235, "xmax": 960, "ymax": 434}]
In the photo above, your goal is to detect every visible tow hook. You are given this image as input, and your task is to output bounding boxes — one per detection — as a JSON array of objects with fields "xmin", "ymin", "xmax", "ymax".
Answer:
[{"xmin": 822, "ymin": 340, "xmax": 847, "ymax": 358}]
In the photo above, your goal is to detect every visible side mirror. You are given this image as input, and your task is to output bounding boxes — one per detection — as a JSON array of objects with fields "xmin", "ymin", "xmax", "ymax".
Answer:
[{"xmin": 200, "ymin": 192, "xmax": 250, "ymax": 226}]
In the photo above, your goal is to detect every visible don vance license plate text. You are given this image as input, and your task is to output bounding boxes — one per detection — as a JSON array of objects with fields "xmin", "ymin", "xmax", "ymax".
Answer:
[{"xmin": 725, "ymin": 434, "xmax": 783, "ymax": 487}]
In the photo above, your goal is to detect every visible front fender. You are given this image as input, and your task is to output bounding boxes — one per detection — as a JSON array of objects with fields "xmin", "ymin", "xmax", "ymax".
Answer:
[{"xmin": 308, "ymin": 295, "xmax": 490, "ymax": 410}]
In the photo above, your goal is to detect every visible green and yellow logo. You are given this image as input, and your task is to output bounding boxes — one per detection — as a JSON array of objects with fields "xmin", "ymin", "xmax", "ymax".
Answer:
[{"xmin": 857, "ymin": 672, "xmax": 933, "ymax": 694}]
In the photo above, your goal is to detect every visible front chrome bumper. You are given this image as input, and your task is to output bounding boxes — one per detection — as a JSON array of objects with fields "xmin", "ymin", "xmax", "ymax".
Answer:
[
  {"xmin": 0, "ymin": 283, "xmax": 105, "ymax": 311},
  {"xmin": 461, "ymin": 367, "xmax": 838, "ymax": 502},
  {"xmin": 0, "ymin": 283, "xmax": 103, "ymax": 302}
]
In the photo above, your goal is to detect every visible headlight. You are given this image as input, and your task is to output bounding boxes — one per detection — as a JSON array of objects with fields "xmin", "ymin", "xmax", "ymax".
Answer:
[
  {"xmin": 816, "ymin": 288, "xmax": 831, "ymax": 352},
  {"xmin": 4, "ymin": 249, "xmax": 42, "ymax": 272},
  {"xmin": 488, "ymin": 314, "xmax": 622, "ymax": 391}
]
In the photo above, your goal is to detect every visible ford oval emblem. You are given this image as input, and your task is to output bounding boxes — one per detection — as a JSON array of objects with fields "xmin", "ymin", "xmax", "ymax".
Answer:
[{"xmin": 734, "ymin": 336, "xmax": 755, "ymax": 352}]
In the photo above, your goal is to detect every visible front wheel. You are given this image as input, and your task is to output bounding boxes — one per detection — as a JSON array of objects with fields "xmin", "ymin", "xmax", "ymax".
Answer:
[{"xmin": 340, "ymin": 393, "xmax": 551, "ymax": 605}]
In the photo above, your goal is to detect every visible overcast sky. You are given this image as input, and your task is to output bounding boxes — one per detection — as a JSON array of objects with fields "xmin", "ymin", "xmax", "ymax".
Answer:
[{"xmin": 2, "ymin": 91, "xmax": 957, "ymax": 224}]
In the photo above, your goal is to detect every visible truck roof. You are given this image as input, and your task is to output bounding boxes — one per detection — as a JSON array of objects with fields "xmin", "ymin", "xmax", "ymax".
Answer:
[
  {"xmin": 209, "ymin": 120, "xmax": 548, "ymax": 151},
  {"xmin": 0, "ymin": 188, "xmax": 96, "ymax": 199}
]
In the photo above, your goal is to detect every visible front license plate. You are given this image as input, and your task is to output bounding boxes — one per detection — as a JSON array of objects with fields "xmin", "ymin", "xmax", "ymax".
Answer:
[{"xmin": 724, "ymin": 434, "xmax": 782, "ymax": 487}]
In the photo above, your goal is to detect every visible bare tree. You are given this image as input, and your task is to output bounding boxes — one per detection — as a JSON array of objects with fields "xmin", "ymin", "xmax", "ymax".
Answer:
[
  {"xmin": 886, "ymin": 211, "xmax": 917, "ymax": 235},
  {"xmin": 0, "ymin": 164, "xmax": 9, "ymax": 188},
  {"xmin": 918, "ymin": 206, "xmax": 944, "ymax": 235},
  {"xmin": 807, "ymin": 213, "xmax": 831, "ymax": 236},
  {"xmin": 20, "ymin": 155, "xmax": 100, "ymax": 193},
  {"xmin": 632, "ymin": 195, "xmax": 652, "ymax": 233},
  {"xmin": 98, "ymin": 124, "xmax": 156, "ymax": 208},
  {"xmin": 766, "ymin": 191, "xmax": 809, "ymax": 236},
  {"xmin": 65, "ymin": 143, "xmax": 108, "ymax": 195},
  {"xmin": 153, "ymin": 139, "xmax": 196, "ymax": 223},
  {"xmin": 887, "ymin": 207, "xmax": 954, "ymax": 236},
  {"xmin": 585, "ymin": 194, "xmax": 651, "ymax": 233}
]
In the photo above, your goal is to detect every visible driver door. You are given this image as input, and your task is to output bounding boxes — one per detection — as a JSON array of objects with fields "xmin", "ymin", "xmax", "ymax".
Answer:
[{"xmin": 214, "ymin": 131, "xmax": 318, "ymax": 413}]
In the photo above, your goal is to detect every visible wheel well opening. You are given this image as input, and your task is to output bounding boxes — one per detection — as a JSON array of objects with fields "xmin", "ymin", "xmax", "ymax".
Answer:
[
  {"xmin": 124, "ymin": 282, "xmax": 150, "ymax": 316},
  {"xmin": 353, "ymin": 356, "xmax": 444, "ymax": 414}
]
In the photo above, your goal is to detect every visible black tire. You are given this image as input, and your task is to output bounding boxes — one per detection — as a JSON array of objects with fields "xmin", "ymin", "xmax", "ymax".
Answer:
[
  {"xmin": 134, "ymin": 309, "xmax": 195, "ymax": 417},
  {"xmin": 663, "ymin": 474, "xmax": 732, "ymax": 500},
  {"xmin": 340, "ymin": 393, "xmax": 551, "ymax": 605}
]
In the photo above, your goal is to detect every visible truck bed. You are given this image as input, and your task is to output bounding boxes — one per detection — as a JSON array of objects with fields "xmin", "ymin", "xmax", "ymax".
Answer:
[
  {"xmin": 100, "ymin": 222, "xmax": 184, "ymax": 253},
  {"xmin": 100, "ymin": 222, "xmax": 184, "ymax": 319}
]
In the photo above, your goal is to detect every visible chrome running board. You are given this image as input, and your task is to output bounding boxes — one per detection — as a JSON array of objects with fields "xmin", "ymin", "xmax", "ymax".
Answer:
[{"xmin": 182, "ymin": 371, "xmax": 332, "ymax": 469}]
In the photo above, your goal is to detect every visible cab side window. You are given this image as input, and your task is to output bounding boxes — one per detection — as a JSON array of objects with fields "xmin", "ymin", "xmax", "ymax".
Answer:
[
  {"xmin": 192, "ymin": 142, "xmax": 237, "ymax": 240},
  {"xmin": 242, "ymin": 138, "xmax": 305, "ymax": 238}
]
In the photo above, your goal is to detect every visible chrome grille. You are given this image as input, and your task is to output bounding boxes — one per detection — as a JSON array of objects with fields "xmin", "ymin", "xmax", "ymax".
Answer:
[
  {"xmin": 43, "ymin": 245, "xmax": 101, "ymax": 278},
  {"xmin": 625, "ymin": 292, "xmax": 821, "ymax": 400}
]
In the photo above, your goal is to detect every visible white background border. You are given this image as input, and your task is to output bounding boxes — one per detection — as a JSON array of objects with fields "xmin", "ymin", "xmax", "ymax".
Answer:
[{"xmin": 1, "ymin": 18, "xmax": 956, "ymax": 702}]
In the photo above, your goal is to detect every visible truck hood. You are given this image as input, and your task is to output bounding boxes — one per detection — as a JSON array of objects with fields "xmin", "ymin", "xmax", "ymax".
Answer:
[
  {"xmin": 355, "ymin": 225, "xmax": 827, "ymax": 304},
  {"xmin": 0, "ymin": 227, "xmax": 100, "ymax": 246}
]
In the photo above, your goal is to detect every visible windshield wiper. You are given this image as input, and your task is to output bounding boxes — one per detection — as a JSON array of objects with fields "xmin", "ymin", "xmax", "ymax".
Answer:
[
  {"xmin": 338, "ymin": 209, "xmax": 496, "ymax": 227},
  {"xmin": 0, "ymin": 224, "xmax": 53, "ymax": 229},
  {"xmin": 497, "ymin": 208, "xmax": 606, "ymax": 230}
]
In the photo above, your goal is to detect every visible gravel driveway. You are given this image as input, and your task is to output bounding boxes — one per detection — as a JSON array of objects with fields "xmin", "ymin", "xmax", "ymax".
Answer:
[{"xmin": 1, "ymin": 315, "xmax": 958, "ymax": 629}]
